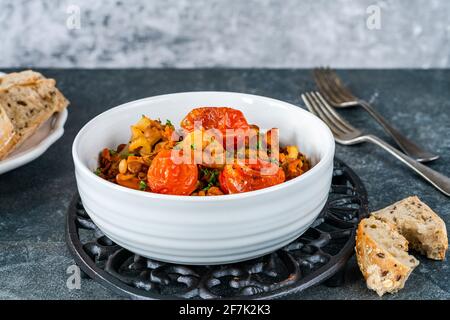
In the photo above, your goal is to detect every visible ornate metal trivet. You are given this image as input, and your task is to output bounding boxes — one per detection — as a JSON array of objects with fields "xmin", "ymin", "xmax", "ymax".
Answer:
[{"xmin": 66, "ymin": 158, "xmax": 368, "ymax": 300}]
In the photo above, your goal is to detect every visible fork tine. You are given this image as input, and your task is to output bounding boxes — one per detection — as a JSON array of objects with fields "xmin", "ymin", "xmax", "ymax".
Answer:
[
  {"xmin": 313, "ymin": 68, "xmax": 329, "ymax": 92},
  {"xmin": 302, "ymin": 93, "xmax": 344, "ymax": 137},
  {"xmin": 301, "ymin": 93, "xmax": 317, "ymax": 115},
  {"xmin": 313, "ymin": 68, "xmax": 342, "ymax": 105},
  {"xmin": 313, "ymin": 91, "xmax": 357, "ymax": 133},
  {"xmin": 314, "ymin": 67, "xmax": 356, "ymax": 104},
  {"xmin": 323, "ymin": 68, "xmax": 356, "ymax": 101},
  {"xmin": 317, "ymin": 67, "xmax": 352, "ymax": 103},
  {"xmin": 302, "ymin": 92, "xmax": 324, "ymax": 121},
  {"xmin": 309, "ymin": 92, "xmax": 351, "ymax": 135}
]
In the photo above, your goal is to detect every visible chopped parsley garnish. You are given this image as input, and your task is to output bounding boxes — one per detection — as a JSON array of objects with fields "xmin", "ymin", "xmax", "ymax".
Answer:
[
  {"xmin": 209, "ymin": 170, "xmax": 219, "ymax": 184},
  {"xmin": 200, "ymin": 167, "xmax": 219, "ymax": 191},
  {"xmin": 139, "ymin": 180, "xmax": 147, "ymax": 191},
  {"xmin": 200, "ymin": 167, "xmax": 214, "ymax": 177},
  {"xmin": 94, "ymin": 168, "xmax": 102, "ymax": 176},
  {"xmin": 165, "ymin": 119, "xmax": 173, "ymax": 127},
  {"xmin": 109, "ymin": 149, "xmax": 117, "ymax": 156},
  {"xmin": 269, "ymin": 157, "xmax": 280, "ymax": 165},
  {"xmin": 202, "ymin": 182, "xmax": 214, "ymax": 191},
  {"xmin": 190, "ymin": 143, "xmax": 195, "ymax": 150},
  {"xmin": 121, "ymin": 153, "xmax": 135, "ymax": 159}
]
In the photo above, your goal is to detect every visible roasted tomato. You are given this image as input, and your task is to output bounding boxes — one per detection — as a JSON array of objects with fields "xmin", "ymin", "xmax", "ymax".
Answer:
[
  {"xmin": 181, "ymin": 107, "xmax": 250, "ymax": 144},
  {"xmin": 219, "ymin": 159, "xmax": 285, "ymax": 194},
  {"xmin": 147, "ymin": 150, "xmax": 198, "ymax": 195}
]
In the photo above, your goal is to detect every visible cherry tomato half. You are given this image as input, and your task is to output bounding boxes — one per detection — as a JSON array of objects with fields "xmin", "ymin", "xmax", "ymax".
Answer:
[
  {"xmin": 181, "ymin": 107, "xmax": 250, "ymax": 136},
  {"xmin": 219, "ymin": 159, "xmax": 285, "ymax": 194},
  {"xmin": 147, "ymin": 150, "xmax": 198, "ymax": 195}
]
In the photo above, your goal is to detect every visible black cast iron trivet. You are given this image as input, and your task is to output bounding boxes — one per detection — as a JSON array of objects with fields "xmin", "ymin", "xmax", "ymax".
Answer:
[{"xmin": 66, "ymin": 158, "xmax": 368, "ymax": 299}]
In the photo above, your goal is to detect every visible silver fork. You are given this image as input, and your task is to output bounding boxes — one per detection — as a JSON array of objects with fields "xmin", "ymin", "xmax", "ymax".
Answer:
[
  {"xmin": 301, "ymin": 91, "xmax": 450, "ymax": 197},
  {"xmin": 313, "ymin": 67, "xmax": 439, "ymax": 162}
]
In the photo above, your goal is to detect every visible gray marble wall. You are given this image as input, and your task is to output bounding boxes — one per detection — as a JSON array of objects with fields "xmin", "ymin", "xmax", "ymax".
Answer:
[{"xmin": 1, "ymin": 0, "xmax": 449, "ymax": 68}]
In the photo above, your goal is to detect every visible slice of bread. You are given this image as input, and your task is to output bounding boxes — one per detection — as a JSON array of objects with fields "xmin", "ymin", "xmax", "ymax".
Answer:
[
  {"xmin": 0, "ymin": 70, "xmax": 44, "ymax": 89},
  {"xmin": 0, "ymin": 70, "xmax": 69, "ymax": 160},
  {"xmin": 355, "ymin": 216, "xmax": 419, "ymax": 296},
  {"xmin": 372, "ymin": 196, "xmax": 448, "ymax": 260},
  {"xmin": 0, "ymin": 105, "xmax": 16, "ymax": 155}
]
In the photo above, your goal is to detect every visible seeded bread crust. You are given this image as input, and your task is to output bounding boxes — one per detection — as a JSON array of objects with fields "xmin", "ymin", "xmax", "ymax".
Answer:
[
  {"xmin": 355, "ymin": 216, "xmax": 419, "ymax": 296},
  {"xmin": 0, "ymin": 70, "xmax": 44, "ymax": 89},
  {"xmin": 0, "ymin": 70, "xmax": 69, "ymax": 160},
  {"xmin": 0, "ymin": 105, "xmax": 17, "ymax": 157},
  {"xmin": 372, "ymin": 196, "xmax": 448, "ymax": 260},
  {"xmin": 356, "ymin": 196, "xmax": 448, "ymax": 296}
]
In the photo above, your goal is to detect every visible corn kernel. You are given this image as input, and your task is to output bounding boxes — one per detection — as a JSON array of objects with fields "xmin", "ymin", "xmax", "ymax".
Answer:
[{"xmin": 286, "ymin": 146, "xmax": 299, "ymax": 159}]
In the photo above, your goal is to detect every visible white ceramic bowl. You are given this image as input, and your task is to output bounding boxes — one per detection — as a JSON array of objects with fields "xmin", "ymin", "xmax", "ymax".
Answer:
[{"xmin": 72, "ymin": 92, "xmax": 335, "ymax": 265}]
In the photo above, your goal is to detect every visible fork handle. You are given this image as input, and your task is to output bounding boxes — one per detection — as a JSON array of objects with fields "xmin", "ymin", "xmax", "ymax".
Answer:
[
  {"xmin": 358, "ymin": 100, "xmax": 438, "ymax": 162},
  {"xmin": 365, "ymin": 135, "xmax": 450, "ymax": 196}
]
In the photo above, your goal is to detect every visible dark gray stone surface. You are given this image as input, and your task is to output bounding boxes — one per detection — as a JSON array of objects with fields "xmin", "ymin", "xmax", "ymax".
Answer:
[{"xmin": 0, "ymin": 69, "xmax": 449, "ymax": 300}]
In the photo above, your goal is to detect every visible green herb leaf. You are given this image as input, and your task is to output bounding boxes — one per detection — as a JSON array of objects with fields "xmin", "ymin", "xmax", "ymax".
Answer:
[
  {"xmin": 190, "ymin": 143, "xmax": 195, "ymax": 150},
  {"xmin": 109, "ymin": 149, "xmax": 117, "ymax": 156},
  {"xmin": 208, "ymin": 170, "xmax": 219, "ymax": 185},
  {"xmin": 202, "ymin": 182, "xmax": 214, "ymax": 192},
  {"xmin": 139, "ymin": 180, "xmax": 147, "ymax": 191},
  {"xmin": 94, "ymin": 168, "xmax": 102, "ymax": 176},
  {"xmin": 269, "ymin": 157, "xmax": 280, "ymax": 165},
  {"xmin": 199, "ymin": 167, "xmax": 219, "ymax": 191},
  {"xmin": 165, "ymin": 119, "xmax": 173, "ymax": 127},
  {"xmin": 121, "ymin": 153, "xmax": 135, "ymax": 159}
]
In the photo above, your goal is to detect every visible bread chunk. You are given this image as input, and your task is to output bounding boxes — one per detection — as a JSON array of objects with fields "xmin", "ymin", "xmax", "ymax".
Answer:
[
  {"xmin": 0, "ymin": 105, "xmax": 16, "ymax": 154},
  {"xmin": 0, "ymin": 70, "xmax": 69, "ymax": 160},
  {"xmin": 372, "ymin": 196, "xmax": 448, "ymax": 260},
  {"xmin": 355, "ymin": 216, "xmax": 419, "ymax": 296}
]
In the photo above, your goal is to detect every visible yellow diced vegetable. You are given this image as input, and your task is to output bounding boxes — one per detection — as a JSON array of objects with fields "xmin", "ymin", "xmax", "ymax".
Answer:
[
  {"xmin": 134, "ymin": 116, "xmax": 153, "ymax": 131},
  {"xmin": 286, "ymin": 146, "xmax": 299, "ymax": 159},
  {"xmin": 129, "ymin": 136, "xmax": 151, "ymax": 155},
  {"xmin": 131, "ymin": 126, "xmax": 145, "ymax": 140}
]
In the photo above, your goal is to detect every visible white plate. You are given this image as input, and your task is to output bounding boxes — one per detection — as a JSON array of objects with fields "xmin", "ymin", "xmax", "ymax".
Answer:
[{"xmin": 0, "ymin": 71, "xmax": 68, "ymax": 174}]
